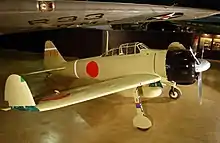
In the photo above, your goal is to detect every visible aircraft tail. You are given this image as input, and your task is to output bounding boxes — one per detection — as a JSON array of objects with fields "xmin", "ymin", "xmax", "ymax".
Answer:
[
  {"xmin": 4, "ymin": 74, "xmax": 39, "ymax": 111},
  {"xmin": 21, "ymin": 41, "xmax": 66, "ymax": 76},
  {"xmin": 44, "ymin": 40, "xmax": 66, "ymax": 69}
]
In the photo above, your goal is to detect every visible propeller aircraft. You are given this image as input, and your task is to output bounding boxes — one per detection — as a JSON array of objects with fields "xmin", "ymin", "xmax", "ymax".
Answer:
[
  {"xmin": 0, "ymin": 0, "xmax": 215, "ymax": 130},
  {"xmin": 1, "ymin": 40, "xmax": 211, "ymax": 130}
]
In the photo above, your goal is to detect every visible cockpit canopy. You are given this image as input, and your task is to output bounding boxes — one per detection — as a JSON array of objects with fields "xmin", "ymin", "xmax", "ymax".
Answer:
[{"xmin": 101, "ymin": 42, "xmax": 149, "ymax": 57}]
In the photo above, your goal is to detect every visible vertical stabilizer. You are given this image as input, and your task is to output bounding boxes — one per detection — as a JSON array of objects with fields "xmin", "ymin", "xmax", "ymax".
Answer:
[
  {"xmin": 4, "ymin": 74, "xmax": 37, "ymax": 109},
  {"xmin": 44, "ymin": 40, "xmax": 66, "ymax": 69}
]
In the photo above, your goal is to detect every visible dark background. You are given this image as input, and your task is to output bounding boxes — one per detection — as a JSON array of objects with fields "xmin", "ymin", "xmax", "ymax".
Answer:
[
  {"xmin": 0, "ymin": 28, "xmax": 104, "ymax": 58},
  {"xmin": 108, "ymin": 30, "xmax": 193, "ymax": 50},
  {"xmin": 0, "ymin": 28, "xmax": 194, "ymax": 58}
]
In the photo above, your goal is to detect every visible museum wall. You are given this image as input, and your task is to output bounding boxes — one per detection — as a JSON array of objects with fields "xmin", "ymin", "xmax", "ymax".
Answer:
[
  {"xmin": 0, "ymin": 28, "xmax": 104, "ymax": 58},
  {"xmin": 0, "ymin": 28, "xmax": 194, "ymax": 58},
  {"xmin": 107, "ymin": 30, "xmax": 194, "ymax": 50}
]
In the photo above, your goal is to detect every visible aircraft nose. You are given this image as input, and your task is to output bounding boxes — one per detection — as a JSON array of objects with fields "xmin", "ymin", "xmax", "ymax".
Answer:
[{"xmin": 195, "ymin": 59, "xmax": 211, "ymax": 73}]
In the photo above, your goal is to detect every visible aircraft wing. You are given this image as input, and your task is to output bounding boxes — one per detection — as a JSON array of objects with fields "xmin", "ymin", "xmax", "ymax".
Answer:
[
  {"xmin": 108, "ymin": 12, "xmax": 199, "ymax": 25},
  {"xmin": 36, "ymin": 74, "xmax": 161, "ymax": 111},
  {"xmin": 0, "ymin": 0, "xmax": 219, "ymax": 34}
]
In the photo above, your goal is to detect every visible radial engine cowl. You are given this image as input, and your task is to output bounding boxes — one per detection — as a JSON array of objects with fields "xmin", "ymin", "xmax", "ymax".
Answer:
[{"xmin": 166, "ymin": 49, "xmax": 197, "ymax": 85}]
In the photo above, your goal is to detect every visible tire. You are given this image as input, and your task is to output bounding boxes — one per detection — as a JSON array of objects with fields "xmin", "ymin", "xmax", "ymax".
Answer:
[{"xmin": 169, "ymin": 88, "xmax": 182, "ymax": 99}]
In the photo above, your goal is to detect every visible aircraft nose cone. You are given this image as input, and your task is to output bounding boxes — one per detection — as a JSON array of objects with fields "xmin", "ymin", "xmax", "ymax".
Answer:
[{"xmin": 195, "ymin": 59, "xmax": 211, "ymax": 73}]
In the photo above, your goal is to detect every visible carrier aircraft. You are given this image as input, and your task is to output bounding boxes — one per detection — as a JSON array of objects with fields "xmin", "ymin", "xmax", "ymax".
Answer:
[
  {"xmin": 2, "ymin": 41, "xmax": 210, "ymax": 130},
  {"xmin": 0, "ymin": 0, "xmax": 215, "ymax": 130}
]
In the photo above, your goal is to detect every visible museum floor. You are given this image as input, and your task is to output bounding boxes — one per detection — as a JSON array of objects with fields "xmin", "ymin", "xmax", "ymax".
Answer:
[{"xmin": 0, "ymin": 50, "xmax": 219, "ymax": 143}]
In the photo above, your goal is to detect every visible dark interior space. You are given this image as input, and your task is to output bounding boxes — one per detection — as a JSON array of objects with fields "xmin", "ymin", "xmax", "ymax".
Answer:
[
  {"xmin": 108, "ymin": 30, "xmax": 194, "ymax": 50},
  {"xmin": 0, "ymin": 28, "xmax": 194, "ymax": 58},
  {"xmin": 0, "ymin": 28, "xmax": 104, "ymax": 59}
]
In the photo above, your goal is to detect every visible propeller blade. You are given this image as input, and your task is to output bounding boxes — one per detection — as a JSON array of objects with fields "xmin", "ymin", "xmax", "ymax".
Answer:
[
  {"xmin": 201, "ymin": 46, "xmax": 204, "ymax": 59},
  {"xmin": 198, "ymin": 72, "xmax": 202, "ymax": 105},
  {"xmin": 198, "ymin": 44, "xmax": 204, "ymax": 105},
  {"xmin": 189, "ymin": 46, "xmax": 200, "ymax": 64}
]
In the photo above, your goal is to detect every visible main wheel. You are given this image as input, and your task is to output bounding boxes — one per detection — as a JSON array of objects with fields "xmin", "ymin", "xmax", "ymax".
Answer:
[{"xmin": 169, "ymin": 87, "xmax": 182, "ymax": 99}]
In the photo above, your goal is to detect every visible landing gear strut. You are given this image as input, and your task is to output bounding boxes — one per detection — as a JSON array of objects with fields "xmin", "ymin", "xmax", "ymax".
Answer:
[
  {"xmin": 168, "ymin": 82, "xmax": 182, "ymax": 99},
  {"xmin": 133, "ymin": 86, "xmax": 152, "ymax": 130}
]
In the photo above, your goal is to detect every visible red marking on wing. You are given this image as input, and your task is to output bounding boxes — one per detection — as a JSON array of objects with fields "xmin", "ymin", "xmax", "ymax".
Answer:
[
  {"xmin": 161, "ymin": 15, "xmax": 171, "ymax": 19},
  {"xmin": 40, "ymin": 93, "xmax": 71, "ymax": 101},
  {"xmin": 86, "ymin": 61, "xmax": 99, "ymax": 78},
  {"xmin": 154, "ymin": 13, "xmax": 174, "ymax": 20}
]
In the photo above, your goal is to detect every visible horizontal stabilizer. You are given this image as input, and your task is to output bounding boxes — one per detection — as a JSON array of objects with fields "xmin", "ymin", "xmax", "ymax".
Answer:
[{"xmin": 22, "ymin": 67, "xmax": 65, "ymax": 76}]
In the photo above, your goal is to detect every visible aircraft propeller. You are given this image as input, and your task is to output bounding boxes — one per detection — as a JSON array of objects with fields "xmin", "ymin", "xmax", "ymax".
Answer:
[{"xmin": 189, "ymin": 46, "xmax": 205, "ymax": 105}]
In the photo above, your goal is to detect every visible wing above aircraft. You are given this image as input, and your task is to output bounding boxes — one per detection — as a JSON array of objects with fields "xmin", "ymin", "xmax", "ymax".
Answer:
[
  {"xmin": 4, "ymin": 73, "xmax": 160, "ymax": 112},
  {"xmin": 0, "ymin": 0, "xmax": 219, "ymax": 34}
]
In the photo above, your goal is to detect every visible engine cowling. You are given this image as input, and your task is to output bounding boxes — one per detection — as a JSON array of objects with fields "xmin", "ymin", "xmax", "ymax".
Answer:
[{"xmin": 165, "ymin": 49, "xmax": 197, "ymax": 85}]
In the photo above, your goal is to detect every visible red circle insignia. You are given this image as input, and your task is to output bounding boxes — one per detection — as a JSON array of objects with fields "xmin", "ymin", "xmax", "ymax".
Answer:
[{"xmin": 86, "ymin": 61, "xmax": 99, "ymax": 78}]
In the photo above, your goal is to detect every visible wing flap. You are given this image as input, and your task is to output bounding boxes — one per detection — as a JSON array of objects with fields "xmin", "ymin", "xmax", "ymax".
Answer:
[{"xmin": 37, "ymin": 74, "xmax": 161, "ymax": 111}]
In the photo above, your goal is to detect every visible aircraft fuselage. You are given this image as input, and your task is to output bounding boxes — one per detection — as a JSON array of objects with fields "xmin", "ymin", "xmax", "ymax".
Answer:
[{"xmin": 61, "ymin": 49, "xmax": 167, "ymax": 81}]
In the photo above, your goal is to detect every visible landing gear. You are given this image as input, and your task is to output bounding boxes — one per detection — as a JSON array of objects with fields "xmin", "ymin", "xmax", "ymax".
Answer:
[
  {"xmin": 168, "ymin": 83, "xmax": 182, "ymax": 99},
  {"xmin": 133, "ymin": 86, "xmax": 152, "ymax": 130}
]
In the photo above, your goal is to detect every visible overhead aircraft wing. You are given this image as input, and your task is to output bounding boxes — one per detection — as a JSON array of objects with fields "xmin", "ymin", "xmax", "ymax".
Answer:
[
  {"xmin": 0, "ymin": 0, "xmax": 219, "ymax": 34},
  {"xmin": 108, "ymin": 12, "xmax": 208, "ymax": 25},
  {"xmin": 4, "ymin": 74, "xmax": 160, "ymax": 112}
]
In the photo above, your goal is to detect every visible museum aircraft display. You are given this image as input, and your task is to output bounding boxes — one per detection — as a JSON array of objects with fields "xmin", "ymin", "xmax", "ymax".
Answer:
[
  {"xmin": 0, "ymin": 0, "xmax": 219, "ymax": 34},
  {"xmin": 0, "ymin": 0, "xmax": 214, "ymax": 130},
  {"xmin": 1, "ymin": 40, "xmax": 211, "ymax": 130}
]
